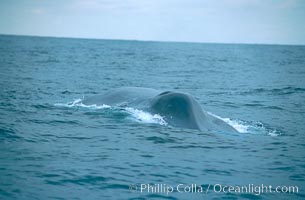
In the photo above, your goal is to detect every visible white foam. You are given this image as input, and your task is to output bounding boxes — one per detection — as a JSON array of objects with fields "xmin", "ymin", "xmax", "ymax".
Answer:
[
  {"xmin": 268, "ymin": 130, "xmax": 279, "ymax": 137},
  {"xmin": 221, "ymin": 118, "xmax": 249, "ymax": 133},
  {"xmin": 54, "ymin": 98, "xmax": 83, "ymax": 107},
  {"xmin": 207, "ymin": 112, "xmax": 281, "ymax": 136},
  {"xmin": 124, "ymin": 107, "xmax": 168, "ymax": 126},
  {"xmin": 55, "ymin": 98, "xmax": 111, "ymax": 109},
  {"xmin": 207, "ymin": 112, "xmax": 249, "ymax": 133}
]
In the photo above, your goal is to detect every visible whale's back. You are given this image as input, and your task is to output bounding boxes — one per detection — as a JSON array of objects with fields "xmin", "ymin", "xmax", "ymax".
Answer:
[
  {"xmin": 150, "ymin": 91, "xmax": 203, "ymax": 130},
  {"xmin": 150, "ymin": 91, "xmax": 238, "ymax": 133},
  {"xmin": 82, "ymin": 87, "xmax": 238, "ymax": 133},
  {"xmin": 82, "ymin": 87, "xmax": 160, "ymax": 106}
]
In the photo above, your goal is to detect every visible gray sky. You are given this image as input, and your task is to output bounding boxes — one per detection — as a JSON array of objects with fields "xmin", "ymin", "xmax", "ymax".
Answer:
[{"xmin": 1, "ymin": 0, "xmax": 305, "ymax": 44}]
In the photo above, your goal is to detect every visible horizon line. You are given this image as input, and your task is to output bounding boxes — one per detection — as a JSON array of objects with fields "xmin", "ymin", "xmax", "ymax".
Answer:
[{"xmin": 1, "ymin": 33, "xmax": 304, "ymax": 47}]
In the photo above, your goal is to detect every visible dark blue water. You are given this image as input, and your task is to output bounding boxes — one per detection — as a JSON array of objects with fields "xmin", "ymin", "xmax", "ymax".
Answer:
[{"xmin": 0, "ymin": 35, "xmax": 305, "ymax": 199}]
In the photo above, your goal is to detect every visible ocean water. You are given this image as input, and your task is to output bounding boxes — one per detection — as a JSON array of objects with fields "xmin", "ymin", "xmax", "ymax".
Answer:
[{"xmin": 0, "ymin": 35, "xmax": 305, "ymax": 199}]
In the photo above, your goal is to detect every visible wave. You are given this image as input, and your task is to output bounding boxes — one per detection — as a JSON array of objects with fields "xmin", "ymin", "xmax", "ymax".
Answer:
[{"xmin": 239, "ymin": 86, "xmax": 305, "ymax": 96}]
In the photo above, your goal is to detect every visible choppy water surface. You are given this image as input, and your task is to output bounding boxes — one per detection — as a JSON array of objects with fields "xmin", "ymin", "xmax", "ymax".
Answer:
[{"xmin": 0, "ymin": 35, "xmax": 305, "ymax": 199}]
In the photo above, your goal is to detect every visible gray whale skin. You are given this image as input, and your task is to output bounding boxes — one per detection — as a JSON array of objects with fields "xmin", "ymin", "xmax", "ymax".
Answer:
[{"xmin": 82, "ymin": 87, "xmax": 238, "ymax": 134}]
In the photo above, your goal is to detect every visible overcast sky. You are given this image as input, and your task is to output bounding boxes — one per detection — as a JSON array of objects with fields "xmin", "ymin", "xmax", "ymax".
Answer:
[{"xmin": 0, "ymin": 0, "xmax": 305, "ymax": 44}]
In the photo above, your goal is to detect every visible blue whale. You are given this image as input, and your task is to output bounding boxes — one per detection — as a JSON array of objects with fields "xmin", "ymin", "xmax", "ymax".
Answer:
[{"xmin": 82, "ymin": 87, "xmax": 238, "ymax": 134}]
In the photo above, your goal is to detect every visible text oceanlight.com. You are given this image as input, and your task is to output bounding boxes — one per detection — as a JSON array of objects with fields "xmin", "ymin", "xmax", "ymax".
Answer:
[{"xmin": 129, "ymin": 183, "xmax": 299, "ymax": 195}]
